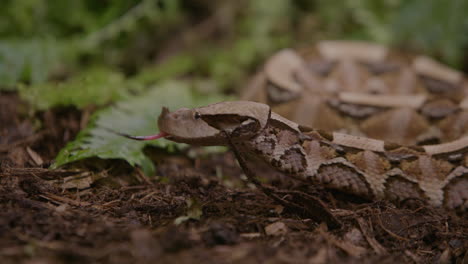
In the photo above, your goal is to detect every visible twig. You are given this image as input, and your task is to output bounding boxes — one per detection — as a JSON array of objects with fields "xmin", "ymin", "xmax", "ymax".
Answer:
[
  {"xmin": 356, "ymin": 217, "xmax": 388, "ymax": 255},
  {"xmin": 40, "ymin": 192, "xmax": 91, "ymax": 207},
  {"xmin": 317, "ymin": 224, "xmax": 366, "ymax": 257},
  {"xmin": 376, "ymin": 213, "xmax": 409, "ymax": 241}
]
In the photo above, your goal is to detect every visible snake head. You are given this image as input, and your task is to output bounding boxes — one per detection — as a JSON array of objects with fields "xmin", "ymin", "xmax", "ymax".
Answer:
[{"xmin": 157, "ymin": 101, "xmax": 271, "ymax": 145}]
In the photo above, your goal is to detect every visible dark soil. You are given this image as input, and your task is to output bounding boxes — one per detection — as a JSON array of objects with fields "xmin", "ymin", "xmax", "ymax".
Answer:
[{"xmin": 1, "ymin": 92, "xmax": 467, "ymax": 264}]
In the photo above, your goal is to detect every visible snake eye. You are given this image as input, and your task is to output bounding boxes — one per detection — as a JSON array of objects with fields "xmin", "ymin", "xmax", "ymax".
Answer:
[{"xmin": 194, "ymin": 112, "xmax": 201, "ymax": 120}]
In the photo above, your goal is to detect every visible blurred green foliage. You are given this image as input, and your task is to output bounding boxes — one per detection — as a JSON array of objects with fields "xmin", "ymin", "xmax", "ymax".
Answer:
[
  {"xmin": 0, "ymin": 39, "xmax": 62, "ymax": 89},
  {"xmin": 2, "ymin": 0, "xmax": 467, "ymax": 90},
  {"xmin": 0, "ymin": 0, "xmax": 292, "ymax": 92},
  {"xmin": 392, "ymin": 0, "xmax": 468, "ymax": 67},
  {"xmin": 0, "ymin": 0, "xmax": 184, "ymax": 90}
]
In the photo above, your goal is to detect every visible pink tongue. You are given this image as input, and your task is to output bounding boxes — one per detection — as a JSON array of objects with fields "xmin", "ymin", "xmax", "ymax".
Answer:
[{"xmin": 120, "ymin": 131, "xmax": 169, "ymax": 141}]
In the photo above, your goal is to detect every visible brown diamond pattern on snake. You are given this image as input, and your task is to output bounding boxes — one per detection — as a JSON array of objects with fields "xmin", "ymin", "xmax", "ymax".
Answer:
[
  {"xmin": 303, "ymin": 141, "xmax": 337, "ymax": 173},
  {"xmin": 395, "ymin": 68, "xmax": 421, "ymax": 95},
  {"xmin": 315, "ymin": 163, "xmax": 372, "ymax": 197},
  {"xmin": 290, "ymin": 95, "xmax": 346, "ymax": 132},
  {"xmin": 269, "ymin": 97, "xmax": 301, "ymax": 119},
  {"xmin": 363, "ymin": 76, "xmax": 389, "ymax": 94},
  {"xmin": 333, "ymin": 60, "xmax": 363, "ymax": 92},
  {"xmin": 365, "ymin": 64, "xmax": 407, "ymax": 95},
  {"xmin": 420, "ymin": 76, "xmax": 463, "ymax": 96},
  {"xmin": 314, "ymin": 59, "xmax": 361, "ymax": 93},
  {"xmin": 400, "ymin": 156, "xmax": 454, "ymax": 205},
  {"xmin": 278, "ymin": 147, "xmax": 307, "ymax": 174},
  {"xmin": 443, "ymin": 170, "xmax": 468, "ymax": 210},
  {"xmin": 420, "ymin": 99, "xmax": 459, "ymax": 119},
  {"xmin": 384, "ymin": 176, "xmax": 427, "ymax": 202},
  {"xmin": 360, "ymin": 108, "xmax": 429, "ymax": 145},
  {"xmin": 266, "ymin": 83, "xmax": 301, "ymax": 105},
  {"xmin": 327, "ymin": 99, "xmax": 383, "ymax": 119},
  {"xmin": 308, "ymin": 60, "xmax": 336, "ymax": 76},
  {"xmin": 439, "ymin": 110, "xmax": 468, "ymax": 141},
  {"xmin": 414, "ymin": 126, "xmax": 443, "ymax": 146},
  {"xmin": 365, "ymin": 61, "xmax": 399, "ymax": 75},
  {"xmin": 400, "ymin": 156, "xmax": 454, "ymax": 181},
  {"xmin": 346, "ymin": 150, "xmax": 391, "ymax": 197}
]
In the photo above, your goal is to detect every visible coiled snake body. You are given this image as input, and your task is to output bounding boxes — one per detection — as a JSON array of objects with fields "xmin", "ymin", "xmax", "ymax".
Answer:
[{"xmin": 153, "ymin": 41, "xmax": 467, "ymax": 210}]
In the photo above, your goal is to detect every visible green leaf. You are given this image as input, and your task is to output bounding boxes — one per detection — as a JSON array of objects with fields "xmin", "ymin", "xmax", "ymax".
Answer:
[
  {"xmin": 19, "ymin": 67, "xmax": 131, "ymax": 110},
  {"xmin": 51, "ymin": 81, "xmax": 227, "ymax": 175}
]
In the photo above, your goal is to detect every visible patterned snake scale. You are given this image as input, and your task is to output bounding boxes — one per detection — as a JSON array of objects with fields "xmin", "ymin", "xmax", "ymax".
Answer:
[{"xmin": 156, "ymin": 41, "xmax": 468, "ymax": 210}]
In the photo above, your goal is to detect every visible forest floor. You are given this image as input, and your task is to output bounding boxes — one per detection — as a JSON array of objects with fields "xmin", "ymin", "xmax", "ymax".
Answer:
[{"xmin": 1, "ymin": 92, "xmax": 467, "ymax": 263}]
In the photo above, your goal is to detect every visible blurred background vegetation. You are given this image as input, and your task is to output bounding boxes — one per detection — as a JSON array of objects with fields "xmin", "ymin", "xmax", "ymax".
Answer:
[
  {"xmin": 2, "ymin": 0, "xmax": 468, "ymax": 92},
  {"xmin": 2, "ymin": 0, "xmax": 468, "ymax": 172}
]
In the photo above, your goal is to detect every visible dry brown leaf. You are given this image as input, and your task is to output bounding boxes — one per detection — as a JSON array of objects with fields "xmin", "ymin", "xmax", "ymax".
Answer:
[
  {"xmin": 26, "ymin": 146, "xmax": 44, "ymax": 166},
  {"xmin": 265, "ymin": 222, "xmax": 288, "ymax": 236}
]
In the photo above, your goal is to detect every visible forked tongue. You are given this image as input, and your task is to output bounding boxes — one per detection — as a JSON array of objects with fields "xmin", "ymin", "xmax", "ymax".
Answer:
[
  {"xmin": 107, "ymin": 106, "xmax": 171, "ymax": 141},
  {"xmin": 120, "ymin": 132, "xmax": 169, "ymax": 141},
  {"xmin": 106, "ymin": 128, "xmax": 169, "ymax": 141}
]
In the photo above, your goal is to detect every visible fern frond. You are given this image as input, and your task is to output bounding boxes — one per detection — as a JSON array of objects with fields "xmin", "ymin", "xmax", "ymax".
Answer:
[{"xmin": 51, "ymin": 81, "xmax": 227, "ymax": 175}]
